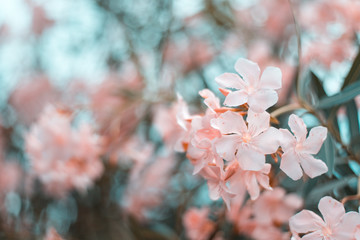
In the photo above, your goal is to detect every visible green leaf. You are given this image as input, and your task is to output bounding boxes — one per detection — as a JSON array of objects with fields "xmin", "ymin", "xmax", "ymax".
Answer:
[
  {"xmin": 317, "ymin": 81, "xmax": 360, "ymax": 109},
  {"xmin": 317, "ymin": 133, "xmax": 336, "ymax": 177},
  {"xmin": 342, "ymin": 48, "xmax": 360, "ymax": 90},
  {"xmin": 346, "ymin": 100, "xmax": 360, "ymax": 139},
  {"xmin": 310, "ymin": 71, "xmax": 327, "ymax": 98},
  {"xmin": 307, "ymin": 176, "xmax": 356, "ymax": 203}
]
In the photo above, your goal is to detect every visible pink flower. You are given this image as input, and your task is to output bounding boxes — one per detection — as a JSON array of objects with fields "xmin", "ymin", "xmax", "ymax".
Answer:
[
  {"xmin": 200, "ymin": 165, "xmax": 236, "ymax": 209},
  {"xmin": 211, "ymin": 110, "xmax": 280, "ymax": 171},
  {"xmin": 229, "ymin": 163, "xmax": 273, "ymax": 200},
  {"xmin": 44, "ymin": 227, "xmax": 64, "ymax": 240},
  {"xmin": 290, "ymin": 196, "xmax": 359, "ymax": 239},
  {"xmin": 31, "ymin": 5, "xmax": 55, "ymax": 36},
  {"xmin": 215, "ymin": 58, "xmax": 282, "ymax": 113},
  {"xmin": 198, "ymin": 89, "xmax": 221, "ymax": 113},
  {"xmin": 253, "ymin": 188, "xmax": 303, "ymax": 226},
  {"xmin": 279, "ymin": 114, "xmax": 328, "ymax": 180},
  {"xmin": 122, "ymin": 154, "xmax": 175, "ymax": 222},
  {"xmin": 183, "ymin": 207, "xmax": 215, "ymax": 240},
  {"xmin": 25, "ymin": 105, "xmax": 104, "ymax": 197},
  {"xmin": 9, "ymin": 75, "xmax": 59, "ymax": 125},
  {"xmin": 154, "ymin": 94, "xmax": 193, "ymax": 152}
]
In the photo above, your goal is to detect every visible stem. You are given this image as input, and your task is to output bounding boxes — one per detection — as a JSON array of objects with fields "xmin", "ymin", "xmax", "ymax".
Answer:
[{"xmin": 270, "ymin": 103, "xmax": 301, "ymax": 118}]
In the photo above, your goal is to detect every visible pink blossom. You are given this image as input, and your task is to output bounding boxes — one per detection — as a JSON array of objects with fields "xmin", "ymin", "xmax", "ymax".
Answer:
[
  {"xmin": 279, "ymin": 114, "xmax": 328, "ymax": 180},
  {"xmin": 44, "ymin": 227, "xmax": 64, "ymax": 240},
  {"xmin": 154, "ymin": 94, "xmax": 193, "ymax": 152},
  {"xmin": 9, "ymin": 75, "xmax": 59, "ymax": 125},
  {"xmin": 253, "ymin": 188, "xmax": 303, "ymax": 226},
  {"xmin": 215, "ymin": 58, "xmax": 282, "ymax": 113},
  {"xmin": 163, "ymin": 38, "xmax": 214, "ymax": 74},
  {"xmin": 251, "ymin": 225, "xmax": 290, "ymax": 240},
  {"xmin": 183, "ymin": 207, "xmax": 215, "ymax": 240},
  {"xmin": 290, "ymin": 196, "xmax": 359, "ymax": 239},
  {"xmin": 0, "ymin": 161, "xmax": 21, "ymax": 195},
  {"xmin": 25, "ymin": 105, "xmax": 104, "ymax": 197},
  {"xmin": 247, "ymin": 40, "xmax": 296, "ymax": 106},
  {"xmin": 186, "ymin": 91, "xmax": 222, "ymax": 173},
  {"xmin": 122, "ymin": 155, "xmax": 175, "ymax": 221},
  {"xmin": 211, "ymin": 110, "xmax": 280, "ymax": 171},
  {"xmin": 229, "ymin": 162, "xmax": 272, "ymax": 200},
  {"xmin": 200, "ymin": 165, "xmax": 236, "ymax": 209},
  {"xmin": 28, "ymin": 3, "xmax": 55, "ymax": 36}
]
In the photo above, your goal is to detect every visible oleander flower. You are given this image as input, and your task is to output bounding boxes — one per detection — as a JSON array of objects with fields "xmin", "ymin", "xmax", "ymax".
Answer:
[
  {"xmin": 215, "ymin": 58, "xmax": 282, "ymax": 113},
  {"xmin": 211, "ymin": 110, "xmax": 280, "ymax": 171},
  {"xmin": 290, "ymin": 196, "xmax": 360, "ymax": 239},
  {"xmin": 279, "ymin": 114, "xmax": 328, "ymax": 180}
]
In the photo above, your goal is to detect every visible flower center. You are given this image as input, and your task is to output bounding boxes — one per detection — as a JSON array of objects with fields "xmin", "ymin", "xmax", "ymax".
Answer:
[
  {"xmin": 242, "ymin": 133, "xmax": 252, "ymax": 143},
  {"xmin": 322, "ymin": 226, "xmax": 332, "ymax": 238}
]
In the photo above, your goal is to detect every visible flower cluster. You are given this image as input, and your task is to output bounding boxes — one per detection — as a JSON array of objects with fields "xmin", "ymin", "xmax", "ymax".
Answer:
[
  {"xmin": 25, "ymin": 105, "xmax": 104, "ymax": 197},
  {"xmin": 177, "ymin": 58, "xmax": 329, "ymax": 208}
]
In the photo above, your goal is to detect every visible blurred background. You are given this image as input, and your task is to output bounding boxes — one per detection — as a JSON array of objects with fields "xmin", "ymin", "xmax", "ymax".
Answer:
[{"xmin": 0, "ymin": 0, "xmax": 359, "ymax": 239}]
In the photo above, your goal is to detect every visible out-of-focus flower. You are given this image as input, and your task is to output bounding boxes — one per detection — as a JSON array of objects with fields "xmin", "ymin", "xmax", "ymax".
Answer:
[
  {"xmin": 290, "ymin": 196, "xmax": 360, "ymax": 239},
  {"xmin": 183, "ymin": 207, "xmax": 215, "ymax": 240},
  {"xmin": 163, "ymin": 38, "xmax": 214, "ymax": 74},
  {"xmin": 216, "ymin": 58, "xmax": 282, "ymax": 113},
  {"xmin": 9, "ymin": 75, "xmax": 59, "ymax": 125},
  {"xmin": 0, "ymin": 161, "xmax": 21, "ymax": 195},
  {"xmin": 90, "ymin": 69, "xmax": 143, "ymax": 159},
  {"xmin": 302, "ymin": 37, "xmax": 356, "ymax": 68},
  {"xmin": 154, "ymin": 94, "xmax": 193, "ymax": 152},
  {"xmin": 44, "ymin": 227, "xmax": 64, "ymax": 240},
  {"xmin": 122, "ymin": 154, "xmax": 175, "ymax": 222},
  {"xmin": 279, "ymin": 114, "xmax": 328, "ymax": 180},
  {"xmin": 28, "ymin": 2, "xmax": 55, "ymax": 36},
  {"xmin": 253, "ymin": 188, "xmax": 302, "ymax": 225},
  {"xmin": 25, "ymin": 105, "xmax": 103, "ymax": 197}
]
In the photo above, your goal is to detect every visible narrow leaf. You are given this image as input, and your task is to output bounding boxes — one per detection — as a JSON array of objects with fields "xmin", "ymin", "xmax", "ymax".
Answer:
[
  {"xmin": 317, "ymin": 81, "xmax": 360, "ymax": 109},
  {"xmin": 317, "ymin": 133, "xmax": 336, "ymax": 177},
  {"xmin": 346, "ymin": 100, "xmax": 360, "ymax": 139},
  {"xmin": 307, "ymin": 176, "xmax": 356, "ymax": 203},
  {"xmin": 342, "ymin": 48, "xmax": 360, "ymax": 90}
]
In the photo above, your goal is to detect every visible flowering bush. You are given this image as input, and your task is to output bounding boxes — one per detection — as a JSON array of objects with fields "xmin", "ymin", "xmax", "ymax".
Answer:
[{"xmin": 0, "ymin": 0, "xmax": 360, "ymax": 239}]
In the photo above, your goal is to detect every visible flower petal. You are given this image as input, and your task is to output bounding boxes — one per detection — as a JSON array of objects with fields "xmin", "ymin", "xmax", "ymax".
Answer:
[
  {"xmin": 302, "ymin": 126, "xmax": 328, "ymax": 154},
  {"xmin": 299, "ymin": 154, "xmax": 328, "ymax": 178},
  {"xmin": 237, "ymin": 147, "xmax": 265, "ymax": 171},
  {"xmin": 208, "ymin": 180, "xmax": 221, "ymax": 200},
  {"xmin": 279, "ymin": 128, "xmax": 296, "ymax": 152},
  {"xmin": 301, "ymin": 231, "xmax": 323, "ymax": 240},
  {"xmin": 333, "ymin": 212, "xmax": 360, "ymax": 239},
  {"xmin": 199, "ymin": 89, "xmax": 220, "ymax": 112},
  {"xmin": 234, "ymin": 58, "xmax": 261, "ymax": 85},
  {"xmin": 214, "ymin": 135, "xmax": 239, "ymax": 161},
  {"xmin": 280, "ymin": 150, "xmax": 303, "ymax": 180},
  {"xmin": 223, "ymin": 90, "xmax": 248, "ymax": 106},
  {"xmin": 244, "ymin": 172, "xmax": 260, "ymax": 200},
  {"xmin": 248, "ymin": 89, "xmax": 278, "ymax": 113},
  {"xmin": 318, "ymin": 196, "xmax": 345, "ymax": 228},
  {"xmin": 259, "ymin": 66, "xmax": 282, "ymax": 89},
  {"xmin": 289, "ymin": 210, "xmax": 324, "ymax": 233},
  {"xmin": 247, "ymin": 110, "xmax": 270, "ymax": 137},
  {"xmin": 215, "ymin": 73, "xmax": 246, "ymax": 89},
  {"xmin": 211, "ymin": 111, "xmax": 247, "ymax": 135},
  {"xmin": 288, "ymin": 114, "xmax": 307, "ymax": 142},
  {"xmin": 252, "ymin": 127, "xmax": 281, "ymax": 154}
]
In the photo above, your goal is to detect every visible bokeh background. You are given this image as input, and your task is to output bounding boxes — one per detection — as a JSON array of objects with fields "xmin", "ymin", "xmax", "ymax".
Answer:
[{"xmin": 0, "ymin": 0, "xmax": 359, "ymax": 239}]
